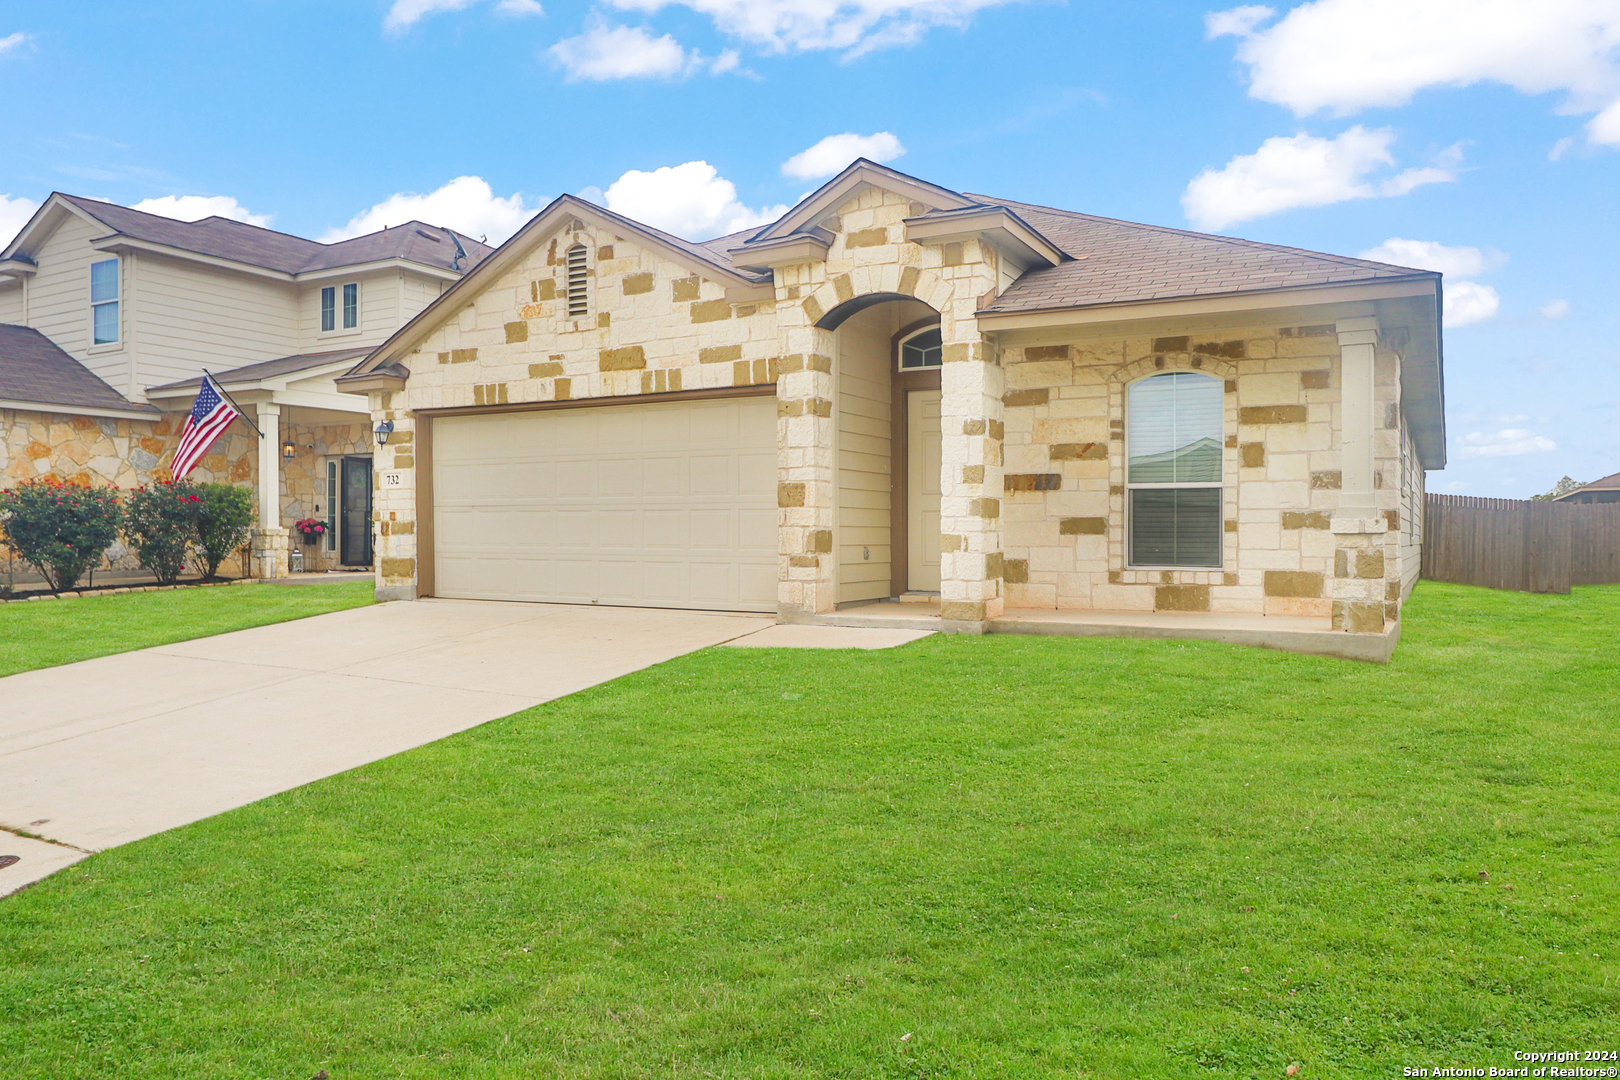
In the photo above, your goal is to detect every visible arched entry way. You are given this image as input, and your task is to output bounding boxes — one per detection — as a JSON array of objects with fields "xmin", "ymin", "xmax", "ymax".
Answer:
[{"xmin": 817, "ymin": 293, "xmax": 943, "ymax": 605}]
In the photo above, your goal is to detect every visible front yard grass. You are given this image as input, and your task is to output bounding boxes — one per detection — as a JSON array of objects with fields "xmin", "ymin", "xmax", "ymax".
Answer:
[
  {"xmin": 2, "ymin": 582, "xmax": 1616, "ymax": 1078},
  {"xmin": 0, "ymin": 581, "xmax": 374, "ymax": 678}
]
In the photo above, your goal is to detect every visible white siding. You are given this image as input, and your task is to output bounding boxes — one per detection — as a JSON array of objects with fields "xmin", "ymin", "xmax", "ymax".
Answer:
[
  {"xmin": 25, "ymin": 214, "xmax": 112, "ymax": 384},
  {"xmin": 1400, "ymin": 418, "xmax": 1424, "ymax": 597},
  {"xmin": 132, "ymin": 251, "xmax": 299, "ymax": 395},
  {"xmin": 401, "ymin": 272, "xmax": 446, "ymax": 322},
  {"xmin": 0, "ymin": 281, "xmax": 21, "ymax": 324},
  {"xmin": 835, "ymin": 303, "xmax": 895, "ymax": 604},
  {"xmin": 295, "ymin": 271, "xmax": 408, "ymax": 353}
]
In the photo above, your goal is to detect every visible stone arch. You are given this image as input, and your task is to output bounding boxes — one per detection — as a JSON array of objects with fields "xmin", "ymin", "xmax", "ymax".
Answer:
[{"xmin": 801, "ymin": 262, "xmax": 954, "ymax": 332}]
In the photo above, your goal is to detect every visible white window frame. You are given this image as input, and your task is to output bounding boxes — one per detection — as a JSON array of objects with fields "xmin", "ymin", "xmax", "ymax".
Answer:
[
  {"xmin": 1124, "ymin": 370, "xmax": 1225, "ymax": 571},
  {"xmin": 896, "ymin": 325, "xmax": 943, "ymax": 371},
  {"xmin": 88, "ymin": 257, "xmax": 121, "ymax": 349},
  {"xmin": 319, "ymin": 282, "xmax": 361, "ymax": 336}
]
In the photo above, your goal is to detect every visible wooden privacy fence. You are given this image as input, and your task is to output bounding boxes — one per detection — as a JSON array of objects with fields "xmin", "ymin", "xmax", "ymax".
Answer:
[{"xmin": 1421, "ymin": 493, "xmax": 1620, "ymax": 593}]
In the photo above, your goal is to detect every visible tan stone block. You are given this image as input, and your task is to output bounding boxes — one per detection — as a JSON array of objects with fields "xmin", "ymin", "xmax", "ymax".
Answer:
[
  {"xmin": 962, "ymin": 464, "xmax": 984, "ymax": 484},
  {"xmin": 1003, "ymin": 388, "xmax": 1050, "ymax": 407},
  {"xmin": 1332, "ymin": 600, "xmax": 1385, "ymax": 633},
  {"xmin": 1301, "ymin": 369, "xmax": 1332, "ymax": 390},
  {"xmin": 700, "ymin": 344, "xmax": 742, "ymax": 365},
  {"xmin": 1034, "ymin": 417, "xmax": 1107, "ymax": 444},
  {"xmin": 1194, "ymin": 339, "xmax": 1246, "ymax": 359},
  {"xmin": 380, "ymin": 557, "xmax": 415, "ymax": 579},
  {"xmin": 529, "ymin": 362, "xmax": 563, "ymax": 378},
  {"xmin": 1311, "ymin": 470, "xmax": 1342, "ymax": 490},
  {"xmin": 554, "ymin": 378, "xmax": 571, "ymax": 400},
  {"xmin": 1264, "ymin": 570, "xmax": 1322, "ymax": 598},
  {"xmin": 1240, "ymin": 405, "xmax": 1307, "ymax": 424},
  {"xmin": 622, "ymin": 272, "xmax": 654, "ymax": 296},
  {"xmin": 671, "ymin": 276, "xmax": 700, "ymax": 302},
  {"xmin": 1281, "ymin": 510, "xmax": 1332, "ymax": 530},
  {"xmin": 689, "ymin": 299, "xmax": 730, "ymax": 323},
  {"xmin": 968, "ymin": 497, "xmax": 1000, "ymax": 519},
  {"xmin": 778, "ymin": 482, "xmax": 806, "ymax": 508},
  {"xmin": 1152, "ymin": 335, "xmax": 1190, "ymax": 353},
  {"xmin": 600, "ymin": 346, "xmax": 646, "ymax": 372},
  {"xmin": 1156, "ymin": 584, "xmax": 1209, "ymax": 611},
  {"xmin": 451, "ymin": 348, "xmax": 478, "ymax": 364},
  {"xmin": 1049, "ymin": 442, "xmax": 1108, "ymax": 461},
  {"xmin": 1058, "ymin": 517, "xmax": 1106, "ymax": 535},
  {"xmin": 1024, "ymin": 345, "xmax": 1070, "ymax": 362},
  {"xmin": 1004, "ymin": 473, "xmax": 1062, "ymax": 492},
  {"xmin": 504, "ymin": 321, "xmax": 528, "ymax": 344},
  {"xmin": 845, "ymin": 228, "xmax": 888, "ymax": 249},
  {"xmin": 1241, "ymin": 441, "xmax": 1265, "ymax": 468}
]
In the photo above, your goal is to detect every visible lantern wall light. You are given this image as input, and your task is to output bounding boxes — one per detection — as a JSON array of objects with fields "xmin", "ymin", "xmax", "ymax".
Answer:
[
  {"xmin": 374, "ymin": 419, "xmax": 395, "ymax": 446},
  {"xmin": 281, "ymin": 440, "xmax": 296, "ymax": 461}
]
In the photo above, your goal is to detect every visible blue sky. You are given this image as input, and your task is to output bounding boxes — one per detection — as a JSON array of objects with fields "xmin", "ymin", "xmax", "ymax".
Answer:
[{"xmin": 2, "ymin": 0, "xmax": 1616, "ymax": 497}]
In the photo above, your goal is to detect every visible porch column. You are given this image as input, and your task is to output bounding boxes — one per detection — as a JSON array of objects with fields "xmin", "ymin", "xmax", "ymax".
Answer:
[
  {"xmin": 250, "ymin": 401, "xmax": 288, "ymax": 579},
  {"xmin": 1331, "ymin": 316, "xmax": 1385, "ymax": 632},
  {"xmin": 938, "ymin": 335, "xmax": 1005, "ymax": 633}
]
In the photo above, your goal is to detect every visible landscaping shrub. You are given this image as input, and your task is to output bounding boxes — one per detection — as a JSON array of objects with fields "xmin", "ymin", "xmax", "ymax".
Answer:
[
  {"xmin": 123, "ymin": 481, "xmax": 202, "ymax": 585},
  {"xmin": 0, "ymin": 478, "xmax": 123, "ymax": 593},
  {"xmin": 195, "ymin": 483, "xmax": 255, "ymax": 581}
]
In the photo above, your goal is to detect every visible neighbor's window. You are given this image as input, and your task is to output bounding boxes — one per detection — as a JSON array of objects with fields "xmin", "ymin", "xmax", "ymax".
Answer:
[
  {"xmin": 90, "ymin": 258, "xmax": 119, "ymax": 345},
  {"xmin": 343, "ymin": 282, "xmax": 359, "ymax": 329},
  {"xmin": 320, "ymin": 286, "xmax": 336, "ymax": 332},
  {"xmin": 1127, "ymin": 371, "xmax": 1223, "ymax": 567},
  {"xmin": 898, "ymin": 326, "xmax": 942, "ymax": 370},
  {"xmin": 566, "ymin": 244, "xmax": 588, "ymax": 318},
  {"xmin": 321, "ymin": 284, "xmax": 359, "ymax": 332}
]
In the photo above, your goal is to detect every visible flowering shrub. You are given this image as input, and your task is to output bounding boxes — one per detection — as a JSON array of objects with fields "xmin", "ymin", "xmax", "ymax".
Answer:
[
  {"xmin": 0, "ymin": 478, "xmax": 123, "ymax": 593},
  {"xmin": 124, "ymin": 481, "xmax": 202, "ymax": 585},
  {"xmin": 294, "ymin": 517, "xmax": 329, "ymax": 541},
  {"xmin": 196, "ymin": 483, "xmax": 255, "ymax": 581}
]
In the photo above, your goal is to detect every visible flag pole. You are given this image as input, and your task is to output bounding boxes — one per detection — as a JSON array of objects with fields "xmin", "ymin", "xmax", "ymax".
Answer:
[{"xmin": 203, "ymin": 370, "xmax": 263, "ymax": 438}]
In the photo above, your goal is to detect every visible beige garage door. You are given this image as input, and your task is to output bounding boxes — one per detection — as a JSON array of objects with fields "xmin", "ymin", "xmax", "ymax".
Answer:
[{"xmin": 433, "ymin": 396, "xmax": 777, "ymax": 612}]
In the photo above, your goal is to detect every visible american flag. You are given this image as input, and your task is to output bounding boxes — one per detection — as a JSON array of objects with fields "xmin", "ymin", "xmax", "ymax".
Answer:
[{"xmin": 171, "ymin": 374, "xmax": 241, "ymax": 479}]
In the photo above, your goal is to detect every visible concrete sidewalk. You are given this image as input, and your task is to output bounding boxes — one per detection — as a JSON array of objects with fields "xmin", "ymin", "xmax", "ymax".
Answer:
[{"xmin": 0, "ymin": 600, "xmax": 769, "ymax": 896}]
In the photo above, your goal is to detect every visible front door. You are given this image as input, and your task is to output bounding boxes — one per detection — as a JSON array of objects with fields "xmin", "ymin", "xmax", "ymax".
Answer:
[
  {"xmin": 906, "ymin": 390, "xmax": 942, "ymax": 591},
  {"xmin": 340, "ymin": 456, "xmax": 373, "ymax": 567}
]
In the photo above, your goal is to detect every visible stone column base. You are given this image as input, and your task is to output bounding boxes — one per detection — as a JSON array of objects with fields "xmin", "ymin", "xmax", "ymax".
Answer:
[
  {"xmin": 249, "ymin": 528, "xmax": 290, "ymax": 580},
  {"xmin": 1330, "ymin": 517, "xmax": 1389, "ymax": 633}
]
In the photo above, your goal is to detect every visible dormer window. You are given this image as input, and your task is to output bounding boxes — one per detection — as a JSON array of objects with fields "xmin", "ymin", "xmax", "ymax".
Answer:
[
  {"xmin": 898, "ymin": 326, "xmax": 942, "ymax": 370},
  {"xmin": 90, "ymin": 258, "xmax": 119, "ymax": 345},
  {"xmin": 566, "ymin": 244, "xmax": 588, "ymax": 318},
  {"xmin": 321, "ymin": 283, "xmax": 360, "ymax": 332}
]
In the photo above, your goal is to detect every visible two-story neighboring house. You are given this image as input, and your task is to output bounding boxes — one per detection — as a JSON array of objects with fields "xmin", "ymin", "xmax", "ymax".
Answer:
[{"xmin": 0, "ymin": 194, "xmax": 491, "ymax": 577}]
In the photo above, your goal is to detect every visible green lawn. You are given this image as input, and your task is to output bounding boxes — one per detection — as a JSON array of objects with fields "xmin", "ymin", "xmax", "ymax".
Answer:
[
  {"xmin": 0, "ymin": 581, "xmax": 374, "ymax": 678},
  {"xmin": 2, "ymin": 583, "xmax": 1616, "ymax": 1079}
]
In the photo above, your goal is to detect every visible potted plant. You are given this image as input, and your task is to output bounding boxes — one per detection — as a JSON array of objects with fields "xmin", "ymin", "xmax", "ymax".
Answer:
[{"xmin": 294, "ymin": 517, "xmax": 328, "ymax": 545}]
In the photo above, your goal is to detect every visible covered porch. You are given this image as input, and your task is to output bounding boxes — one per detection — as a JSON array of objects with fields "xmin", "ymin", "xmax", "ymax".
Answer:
[{"xmin": 147, "ymin": 348, "xmax": 376, "ymax": 579}]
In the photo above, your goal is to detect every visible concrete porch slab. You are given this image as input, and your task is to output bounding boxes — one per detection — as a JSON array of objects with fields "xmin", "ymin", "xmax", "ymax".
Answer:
[
  {"xmin": 723, "ymin": 624, "xmax": 935, "ymax": 650},
  {"xmin": 802, "ymin": 600, "xmax": 1400, "ymax": 662}
]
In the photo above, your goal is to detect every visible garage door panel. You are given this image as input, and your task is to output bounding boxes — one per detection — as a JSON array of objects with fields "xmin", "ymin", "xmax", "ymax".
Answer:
[{"xmin": 434, "ymin": 397, "xmax": 775, "ymax": 612}]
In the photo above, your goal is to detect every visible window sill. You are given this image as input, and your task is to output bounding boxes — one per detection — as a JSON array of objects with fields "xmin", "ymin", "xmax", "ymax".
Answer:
[{"xmin": 86, "ymin": 342, "xmax": 125, "ymax": 355}]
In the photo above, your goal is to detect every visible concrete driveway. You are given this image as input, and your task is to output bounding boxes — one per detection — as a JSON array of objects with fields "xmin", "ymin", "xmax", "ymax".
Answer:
[{"xmin": 0, "ymin": 600, "xmax": 769, "ymax": 896}]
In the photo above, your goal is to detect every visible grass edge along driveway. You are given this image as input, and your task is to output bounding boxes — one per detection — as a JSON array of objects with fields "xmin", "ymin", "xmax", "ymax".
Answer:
[
  {"xmin": 0, "ymin": 581, "xmax": 375, "ymax": 678},
  {"xmin": 2, "ymin": 582, "xmax": 1616, "ymax": 1078}
]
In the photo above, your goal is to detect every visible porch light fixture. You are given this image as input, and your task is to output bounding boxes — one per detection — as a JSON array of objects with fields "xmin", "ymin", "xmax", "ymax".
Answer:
[
  {"xmin": 374, "ymin": 419, "xmax": 395, "ymax": 446},
  {"xmin": 281, "ymin": 439, "xmax": 296, "ymax": 461}
]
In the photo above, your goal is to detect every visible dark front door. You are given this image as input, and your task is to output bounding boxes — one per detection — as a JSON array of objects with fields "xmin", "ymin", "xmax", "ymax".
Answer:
[{"xmin": 340, "ymin": 456, "xmax": 373, "ymax": 566}]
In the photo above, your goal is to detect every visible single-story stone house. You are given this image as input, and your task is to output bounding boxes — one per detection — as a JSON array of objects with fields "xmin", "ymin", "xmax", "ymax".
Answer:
[{"xmin": 338, "ymin": 159, "xmax": 1444, "ymax": 656}]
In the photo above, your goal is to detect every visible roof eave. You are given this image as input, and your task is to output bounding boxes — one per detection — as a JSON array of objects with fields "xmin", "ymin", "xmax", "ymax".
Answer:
[
  {"xmin": 904, "ymin": 206, "xmax": 1065, "ymax": 268},
  {"xmin": 91, "ymin": 236, "xmax": 297, "ymax": 282},
  {"xmin": 744, "ymin": 159, "xmax": 978, "ymax": 246},
  {"xmin": 0, "ymin": 397, "xmax": 162, "ymax": 420},
  {"xmin": 296, "ymin": 258, "xmax": 464, "ymax": 284},
  {"xmin": 336, "ymin": 363, "xmax": 410, "ymax": 395}
]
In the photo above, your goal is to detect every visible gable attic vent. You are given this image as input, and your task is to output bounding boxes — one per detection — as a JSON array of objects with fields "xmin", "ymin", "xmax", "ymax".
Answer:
[{"xmin": 566, "ymin": 244, "xmax": 589, "ymax": 318}]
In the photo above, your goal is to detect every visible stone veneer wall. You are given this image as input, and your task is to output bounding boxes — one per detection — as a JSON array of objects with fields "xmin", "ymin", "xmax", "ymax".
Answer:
[
  {"xmin": 998, "ymin": 324, "xmax": 1409, "ymax": 623},
  {"xmin": 0, "ymin": 406, "xmax": 361, "ymax": 578},
  {"xmin": 1, "ymin": 406, "xmax": 257, "ymax": 577}
]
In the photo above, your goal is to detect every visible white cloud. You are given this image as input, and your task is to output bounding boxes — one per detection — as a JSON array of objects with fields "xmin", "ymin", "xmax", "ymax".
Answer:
[
  {"xmin": 321, "ymin": 176, "xmax": 530, "ymax": 244},
  {"xmin": 0, "ymin": 31, "xmax": 30, "ymax": 56},
  {"xmin": 495, "ymin": 0, "xmax": 545, "ymax": 14},
  {"xmin": 604, "ymin": 0, "xmax": 1019, "ymax": 56},
  {"xmin": 131, "ymin": 194, "xmax": 272, "ymax": 227},
  {"xmin": 781, "ymin": 131, "xmax": 905, "ymax": 179},
  {"xmin": 1444, "ymin": 281, "xmax": 1500, "ymax": 327},
  {"xmin": 1549, "ymin": 136, "xmax": 1577, "ymax": 160},
  {"xmin": 1210, "ymin": 0, "xmax": 1620, "ymax": 148},
  {"xmin": 1357, "ymin": 237, "xmax": 1503, "ymax": 278},
  {"xmin": 1457, "ymin": 428, "xmax": 1557, "ymax": 458},
  {"xmin": 384, "ymin": 0, "xmax": 479, "ymax": 32},
  {"xmin": 0, "ymin": 193, "xmax": 40, "ymax": 248},
  {"xmin": 548, "ymin": 23, "xmax": 700, "ymax": 81},
  {"xmin": 1205, "ymin": 5, "xmax": 1273, "ymax": 38},
  {"xmin": 602, "ymin": 160, "xmax": 789, "ymax": 240},
  {"xmin": 1540, "ymin": 298, "xmax": 1572, "ymax": 319},
  {"xmin": 1181, "ymin": 126, "xmax": 1455, "ymax": 231}
]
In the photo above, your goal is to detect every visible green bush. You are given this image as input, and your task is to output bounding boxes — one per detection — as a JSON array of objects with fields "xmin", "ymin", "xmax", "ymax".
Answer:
[
  {"xmin": 195, "ymin": 483, "xmax": 255, "ymax": 581},
  {"xmin": 124, "ymin": 482, "xmax": 202, "ymax": 586},
  {"xmin": 0, "ymin": 478, "xmax": 123, "ymax": 593}
]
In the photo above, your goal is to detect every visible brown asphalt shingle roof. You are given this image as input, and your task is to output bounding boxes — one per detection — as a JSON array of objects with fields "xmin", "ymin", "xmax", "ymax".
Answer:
[
  {"xmin": 1559, "ymin": 470, "xmax": 1620, "ymax": 496},
  {"xmin": 0, "ymin": 324, "xmax": 157, "ymax": 415},
  {"xmin": 148, "ymin": 347, "xmax": 374, "ymax": 392},
  {"xmin": 57, "ymin": 195, "xmax": 496, "ymax": 277},
  {"xmin": 967, "ymin": 196, "xmax": 1434, "ymax": 313}
]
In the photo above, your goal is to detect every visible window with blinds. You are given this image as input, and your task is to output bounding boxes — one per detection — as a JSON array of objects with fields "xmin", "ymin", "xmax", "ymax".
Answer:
[
  {"xmin": 566, "ymin": 244, "xmax": 588, "ymax": 317},
  {"xmin": 1126, "ymin": 371, "xmax": 1224, "ymax": 567}
]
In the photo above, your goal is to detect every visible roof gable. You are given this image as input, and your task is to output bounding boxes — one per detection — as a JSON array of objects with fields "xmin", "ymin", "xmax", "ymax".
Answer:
[{"xmin": 741, "ymin": 159, "xmax": 977, "ymax": 246}]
